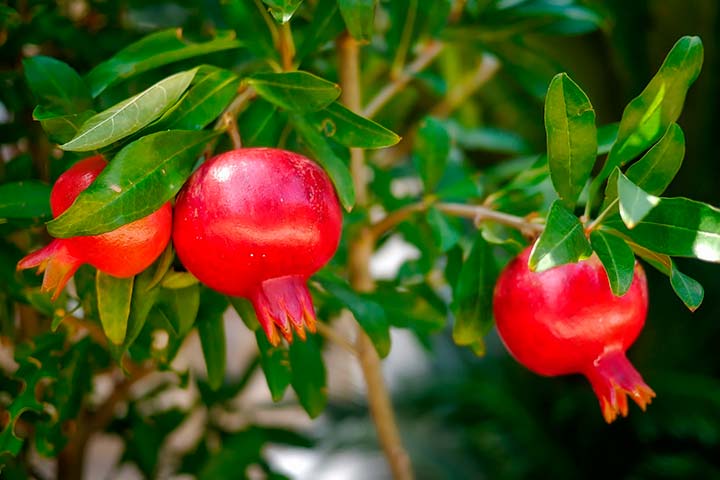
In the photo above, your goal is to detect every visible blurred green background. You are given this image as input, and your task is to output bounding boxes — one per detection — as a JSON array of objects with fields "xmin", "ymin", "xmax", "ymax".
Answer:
[{"xmin": 1, "ymin": 0, "xmax": 719, "ymax": 478}]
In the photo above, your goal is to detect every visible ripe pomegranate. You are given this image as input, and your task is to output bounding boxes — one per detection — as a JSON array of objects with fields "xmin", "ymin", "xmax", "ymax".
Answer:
[
  {"xmin": 172, "ymin": 148, "xmax": 342, "ymax": 345},
  {"xmin": 17, "ymin": 155, "xmax": 172, "ymax": 300},
  {"xmin": 493, "ymin": 246, "xmax": 655, "ymax": 423}
]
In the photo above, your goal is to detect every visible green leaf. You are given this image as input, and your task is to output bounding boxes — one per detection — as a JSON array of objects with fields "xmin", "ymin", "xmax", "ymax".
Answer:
[
  {"xmin": 413, "ymin": 116, "xmax": 450, "ymax": 192},
  {"xmin": 61, "ymin": 69, "xmax": 197, "ymax": 151},
  {"xmin": 338, "ymin": 0, "xmax": 376, "ymax": 41},
  {"xmin": 23, "ymin": 56, "xmax": 92, "ymax": 114},
  {"xmin": 597, "ymin": 123, "xmax": 619, "ymax": 155},
  {"xmin": 86, "ymin": 29, "xmax": 241, "ymax": 97},
  {"xmin": 606, "ymin": 197, "xmax": 720, "ymax": 263},
  {"xmin": 237, "ymin": 99, "xmax": 284, "ymax": 147},
  {"xmin": 0, "ymin": 181, "xmax": 51, "ymax": 220},
  {"xmin": 248, "ymin": 71, "xmax": 340, "ymax": 113},
  {"xmin": 318, "ymin": 277, "xmax": 390, "ymax": 358},
  {"xmin": 291, "ymin": 115, "xmax": 355, "ymax": 210},
  {"xmin": 449, "ymin": 122, "xmax": 531, "ymax": 154},
  {"xmin": 122, "ymin": 267, "xmax": 161, "ymax": 353},
  {"xmin": 156, "ymin": 67, "xmax": 241, "ymax": 130},
  {"xmin": 544, "ymin": 73, "xmax": 597, "ymax": 209},
  {"xmin": 593, "ymin": 36, "xmax": 703, "ymax": 187},
  {"xmin": 451, "ymin": 234, "xmax": 499, "ymax": 356},
  {"xmin": 306, "ymin": 101, "xmax": 400, "ymax": 148},
  {"xmin": 427, "ymin": 206, "xmax": 461, "ymax": 252},
  {"xmin": 289, "ymin": 335, "xmax": 327, "ymax": 418},
  {"xmin": 155, "ymin": 284, "xmax": 200, "ymax": 337},
  {"xmin": 96, "ymin": 271, "xmax": 134, "ymax": 345},
  {"xmin": 589, "ymin": 230, "xmax": 635, "ymax": 296},
  {"xmin": 617, "ymin": 170, "xmax": 660, "ymax": 229},
  {"xmin": 529, "ymin": 200, "xmax": 592, "ymax": 272},
  {"xmin": 262, "ymin": 0, "xmax": 304, "ymax": 23},
  {"xmin": 229, "ymin": 296, "xmax": 260, "ymax": 332},
  {"xmin": 161, "ymin": 271, "xmax": 199, "ymax": 289},
  {"xmin": 670, "ymin": 262, "xmax": 704, "ymax": 311},
  {"xmin": 255, "ymin": 331, "xmax": 291, "ymax": 401},
  {"xmin": 197, "ymin": 288, "xmax": 228, "ymax": 391},
  {"xmin": 296, "ymin": 0, "xmax": 345, "ymax": 62},
  {"xmin": 48, "ymin": 130, "xmax": 217, "ymax": 238},
  {"xmin": 38, "ymin": 110, "xmax": 95, "ymax": 144}
]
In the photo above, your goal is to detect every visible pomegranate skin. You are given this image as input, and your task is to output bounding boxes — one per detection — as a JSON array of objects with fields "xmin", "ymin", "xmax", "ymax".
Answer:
[
  {"xmin": 17, "ymin": 155, "xmax": 172, "ymax": 299},
  {"xmin": 493, "ymin": 246, "xmax": 655, "ymax": 423},
  {"xmin": 172, "ymin": 148, "xmax": 342, "ymax": 345}
]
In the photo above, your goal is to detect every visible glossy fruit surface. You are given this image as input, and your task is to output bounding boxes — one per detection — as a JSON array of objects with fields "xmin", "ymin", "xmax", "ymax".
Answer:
[
  {"xmin": 173, "ymin": 147, "xmax": 342, "ymax": 345},
  {"xmin": 17, "ymin": 155, "xmax": 172, "ymax": 299},
  {"xmin": 493, "ymin": 246, "xmax": 655, "ymax": 423}
]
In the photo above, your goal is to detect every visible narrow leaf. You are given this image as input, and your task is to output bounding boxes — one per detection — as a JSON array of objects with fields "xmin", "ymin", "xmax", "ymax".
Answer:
[
  {"xmin": 617, "ymin": 170, "xmax": 660, "ymax": 229},
  {"xmin": 86, "ymin": 29, "xmax": 241, "ymax": 97},
  {"xmin": 670, "ymin": 262, "xmax": 704, "ymax": 311},
  {"xmin": 155, "ymin": 284, "xmax": 200, "ymax": 337},
  {"xmin": 544, "ymin": 73, "xmax": 597, "ymax": 208},
  {"xmin": 306, "ymin": 101, "xmax": 400, "ymax": 148},
  {"xmin": 262, "ymin": 0, "xmax": 304, "ymax": 23},
  {"xmin": 529, "ymin": 200, "xmax": 592, "ymax": 272},
  {"xmin": 289, "ymin": 335, "xmax": 327, "ymax": 418},
  {"xmin": 96, "ymin": 271, "xmax": 134, "ymax": 345},
  {"xmin": 451, "ymin": 234, "xmax": 499, "ymax": 356},
  {"xmin": 291, "ymin": 115, "xmax": 355, "ymax": 210},
  {"xmin": 123, "ymin": 267, "xmax": 161, "ymax": 352},
  {"xmin": 413, "ymin": 116, "xmax": 451, "ymax": 192},
  {"xmin": 589, "ymin": 230, "xmax": 635, "ymax": 296},
  {"xmin": 0, "ymin": 181, "xmax": 51, "ymax": 220},
  {"xmin": 23, "ymin": 56, "xmax": 92, "ymax": 114},
  {"xmin": 255, "ymin": 331, "xmax": 291, "ymax": 401},
  {"xmin": 48, "ymin": 130, "xmax": 217, "ymax": 238},
  {"xmin": 61, "ymin": 69, "xmax": 197, "ymax": 151},
  {"xmin": 296, "ymin": 0, "xmax": 345, "ymax": 62},
  {"xmin": 248, "ymin": 71, "xmax": 340, "ymax": 113},
  {"xmin": 38, "ymin": 110, "xmax": 95, "ymax": 144},
  {"xmin": 338, "ymin": 0, "xmax": 376, "ymax": 41},
  {"xmin": 197, "ymin": 288, "xmax": 228, "ymax": 391}
]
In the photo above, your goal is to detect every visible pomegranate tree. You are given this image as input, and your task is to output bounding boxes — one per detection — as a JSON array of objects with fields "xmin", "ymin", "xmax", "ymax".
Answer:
[
  {"xmin": 17, "ymin": 155, "xmax": 172, "ymax": 300},
  {"xmin": 493, "ymin": 246, "xmax": 655, "ymax": 423},
  {"xmin": 172, "ymin": 147, "xmax": 343, "ymax": 345}
]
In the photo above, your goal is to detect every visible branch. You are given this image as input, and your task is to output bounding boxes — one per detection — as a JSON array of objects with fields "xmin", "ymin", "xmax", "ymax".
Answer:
[
  {"xmin": 430, "ymin": 54, "xmax": 501, "ymax": 118},
  {"xmin": 363, "ymin": 40, "xmax": 444, "ymax": 119},
  {"xmin": 315, "ymin": 321, "xmax": 357, "ymax": 355}
]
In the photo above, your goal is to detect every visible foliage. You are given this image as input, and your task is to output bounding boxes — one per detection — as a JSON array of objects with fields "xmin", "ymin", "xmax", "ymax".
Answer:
[{"xmin": 1, "ymin": 0, "xmax": 720, "ymax": 478}]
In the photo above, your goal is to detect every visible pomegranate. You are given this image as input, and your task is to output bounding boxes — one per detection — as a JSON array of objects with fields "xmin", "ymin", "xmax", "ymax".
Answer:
[
  {"xmin": 172, "ymin": 148, "xmax": 342, "ymax": 345},
  {"xmin": 17, "ymin": 155, "xmax": 172, "ymax": 300},
  {"xmin": 493, "ymin": 246, "xmax": 655, "ymax": 423}
]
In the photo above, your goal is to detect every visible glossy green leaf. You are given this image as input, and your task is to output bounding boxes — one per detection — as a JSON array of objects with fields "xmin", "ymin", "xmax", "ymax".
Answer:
[
  {"xmin": 48, "ymin": 129, "xmax": 217, "ymax": 238},
  {"xmin": 161, "ymin": 271, "xmax": 199, "ymax": 289},
  {"xmin": 427, "ymin": 206, "xmax": 461, "ymax": 252},
  {"xmin": 156, "ymin": 67, "xmax": 241, "ymax": 130},
  {"xmin": 593, "ymin": 36, "xmax": 703, "ymax": 187},
  {"xmin": 449, "ymin": 122, "xmax": 531, "ymax": 154},
  {"xmin": 544, "ymin": 73, "xmax": 597, "ymax": 208},
  {"xmin": 414, "ymin": 117, "xmax": 451, "ymax": 192},
  {"xmin": 122, "ymin": 267, "xmax": 161, "ymax": 353},
  {"xmin": 38, "ymin": 110, "xmax": 95, "ymax": 144},
  {"xmin": 23, "ymin": 56, "xmax": 92, "ymax": 114},
  {"xmin": 0, "ymin": 181, "xmax": 51, "ymax": 220},
  {"xmin": 338, "ymin": 0, "xmax": 376, "ymax": 41},
  {"xmin": 221, "ymin": 0, "xmax": 276, "ymax": 58},
  {"xmin": 96, "ymin": 271, "xmax": 134, "ymax": 345},
  {"xmin": 197, "ymin": 288, "xmax": 228, "ymax": 391},
  {"xmin": 597, "ymin": 123, "xmax": 619, "ymax": 155},
  {"xmin": 289, "ymin": 335, "xmax": 327, "ymax": 418},
  {"xmin": 262, "ymin": 0, "xmax": 303, "ymax": 23},
  {"xmin": 229, "ymin": 296, "xmax": 261, "ymax": 332},
  {"xmin": 670, "ymin": 262, "xmax": 704, "ymax": 311},
  {"xmin": 451, "ymin": 234, "xmax": 499, "ymax": 356},
  {"xmin": 248, "ymin": 71, "xmax": 340, "ymax": 113},
  {"xmin": 255, "ymin": 331, "xmax": 291, "ymax": 401},
  {"xmin": 589, "ymin": 230, "xmax": 635, "ymax": 296},
  {"xmin": 86, "ymin": 29, "xmax": 241, "ymax": 97},
  {"xmin": 529, "ymin": 200, "xmax": 592, "ymax": 272},
  {"xmin": 296, "ymin": 0, "xmax": 345, "ymax": 62},
  {"xmin": 61, "ymin": 69, "xmax": 197, "ymax": 151},
  {"xmin": 607, "ymin": 197, "xmax": 720, "ymax": 263},
  {"xmin": 155, "ymin": 284, "xmax": 200, "ymax": 337},
  {"xmin": 238, "ymin": 99, "xmax": 284, "ymax": 147},
  {"xmin": 306, "ymin": 101, "xmax": 400, "ymax": 148},
  {"xmin": 291, "ymin": 115, "xmax": 355, "ymax": 210},
  {"xmin": 617, "ymin": 170, "xmax": 659, "ymax": 229},
  {"xmin": 319, "ymin": 277, "xmax": 390, "ymax": 358}
]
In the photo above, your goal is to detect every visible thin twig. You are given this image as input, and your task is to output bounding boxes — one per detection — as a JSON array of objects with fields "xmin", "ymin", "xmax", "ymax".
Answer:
[
  {"xmin": 430, "ymin": 54, "xmax": 501, "ymax": 118},
  {"xmin": 367, "ymin": 201, "xmax": 430, "ymax": 241},
  {"xmin": 437, "ymin": 202, "xmax": 545, "ymax": 234},
  {"xmin": 279, "ymin": 21, "xmax": 296, "ymax": 71},
  {"xmin": 315, "ymin": 321, "xmax": 357, "ymax": 355},
  {"xmin": 363, "ymin": 41, "xmax": 444, "ymax": 119},
  {"xmin": 585, "ymin": 198, "xmax": 619, "ymax": 232}
]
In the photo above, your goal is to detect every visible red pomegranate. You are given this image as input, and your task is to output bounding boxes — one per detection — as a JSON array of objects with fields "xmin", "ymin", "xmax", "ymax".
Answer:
[
  {"xmin": 493, "ymin": 246, "xmax": 655, "ymax": 423},
  {"xmin": 17, "ymin": 155, "xmax": 172, "ymax": 300},
  {"xmin": 172, "ymin": 148, "xmax": 342, "ymax": 345}
]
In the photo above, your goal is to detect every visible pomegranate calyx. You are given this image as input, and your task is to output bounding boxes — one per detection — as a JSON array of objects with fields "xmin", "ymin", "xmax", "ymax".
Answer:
[
  {"xmin": 250, "ymin": 275, "xmax": 318, "ymax": 346},
  {"xmin": 584, "ymin": 348, "xmax": 656, "ymax": 423},
  {"xmin": 17, "ymin": 239, "xmax": 82, "ymax": 301}
]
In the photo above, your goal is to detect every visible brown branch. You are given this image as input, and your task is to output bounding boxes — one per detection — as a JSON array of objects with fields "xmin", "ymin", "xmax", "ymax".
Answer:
[
  {"xmin": 279, "ymin": 21, "xmax": 296, "ymax": 71},
  {"xmin": 315, "ymin": 321, "xmax": 357, "ymax": 355}
]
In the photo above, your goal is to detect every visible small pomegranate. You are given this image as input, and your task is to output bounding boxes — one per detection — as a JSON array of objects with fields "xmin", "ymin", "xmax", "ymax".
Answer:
[
  {"xmin": 17, "ymin": 155, "xmax": 172, "ymax": 300},
  {"xmin": 172, "ymin": 148, "xmax": 342, "ymax": 345},
  {"xmin": 493, "ymin": 246, "xmax": 655, "ymax": 423}
]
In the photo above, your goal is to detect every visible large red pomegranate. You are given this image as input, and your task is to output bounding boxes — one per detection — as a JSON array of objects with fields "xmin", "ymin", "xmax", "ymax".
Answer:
[
  {"xmin": 493, "ymin": 246, "xmax": 655, "ymax": 423},
  {"xmin": 17, "ymin": 155, "xmax": 172, "ymax": 300},
  {"xmin": 172, "ymin": 148, "xmax": 342, "ymax": 345}
]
